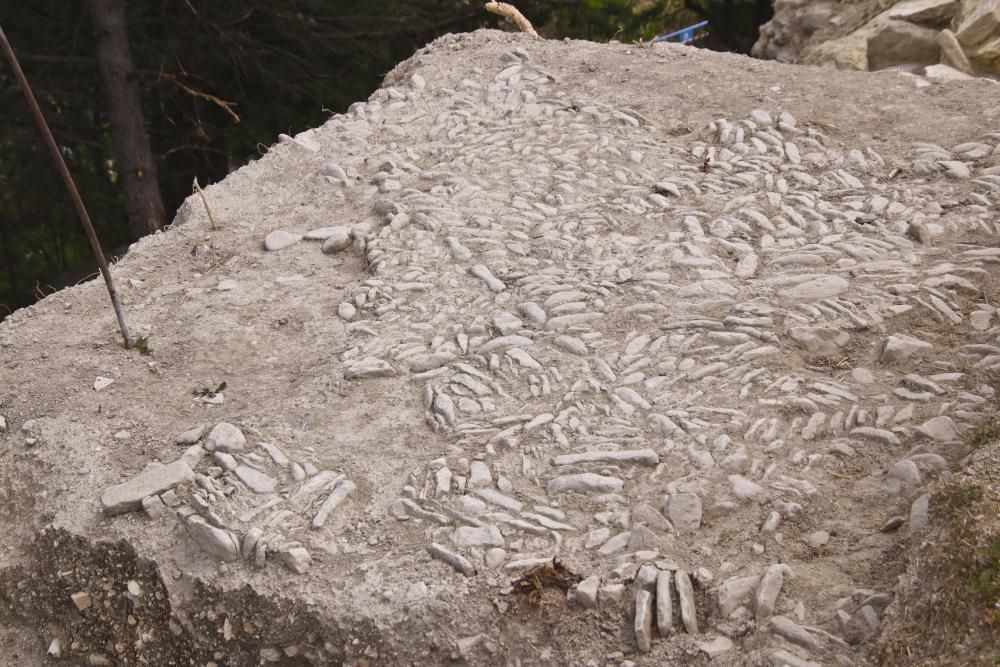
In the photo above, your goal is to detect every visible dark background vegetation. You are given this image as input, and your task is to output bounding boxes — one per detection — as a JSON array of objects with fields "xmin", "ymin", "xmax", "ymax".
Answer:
[{"xmin": 0, "ymin": 0, "xmax": 771, "ymax": 320}]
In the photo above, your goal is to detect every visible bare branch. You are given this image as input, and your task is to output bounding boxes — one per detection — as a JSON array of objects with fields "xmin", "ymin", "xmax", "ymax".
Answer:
[
  {"xmin": 159, "ymin": 72, "xmax": 241, "ymax": 124},
  {"xmin": 485, "ymin": 2, "xmax": 539, "ymax": 38}
]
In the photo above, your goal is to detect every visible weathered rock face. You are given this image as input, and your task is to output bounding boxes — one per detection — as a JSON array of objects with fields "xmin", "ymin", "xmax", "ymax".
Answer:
[
  {"xmin": 1, "ymin": 27, "xmax": 1000, "ymax": 667},
  {"xmin": 957, "ymin": 0, "xmax": 1000, "ymax": 74},
  {"xmin": 755, "ymin": 0, "xmax": 1000, "ymax": 79},
  {"xmin": 751, "ymin": 0, "xmax": 837, "ymax": 63},
  {"xmin": 867, "ymin": 20, "xmax": 941, "ymax": 70}
]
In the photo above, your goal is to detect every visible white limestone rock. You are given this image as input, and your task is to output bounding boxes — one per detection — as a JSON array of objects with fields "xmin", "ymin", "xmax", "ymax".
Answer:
[
  {"xmin": 263, "ymin": 230, "xmax": 302, "ymax": 251},
  {"xmin": 204, "ymin": 422, "xmax": 246, "ymax": 453}
]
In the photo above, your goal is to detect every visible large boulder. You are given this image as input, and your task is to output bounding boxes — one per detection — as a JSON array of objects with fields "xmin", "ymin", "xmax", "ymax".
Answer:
[
  {"xmin": 867, "ymin": 20, "xmax": 941, "ymax": 70},
  {"xmin": 956, "ymin": 0, "xmax": 1000, "ymax": 46},
  {"xmin": 938, "ymin": 29, "xmax": 975, "ymax": 72},
  {"xmin": 887, "ymin": 0, "xmax": 957, "ymax": 27},
  {"xmin": 957, "ymin": 0, "xmax": 1000, "ymax": 75},
  {"xmin": 751, "ymin": 0, "xmax": 836, "ymax": 63}
]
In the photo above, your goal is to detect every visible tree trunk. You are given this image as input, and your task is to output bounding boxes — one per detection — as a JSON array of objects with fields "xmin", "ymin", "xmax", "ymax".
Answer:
[{"xmin": 86, "ymin": 0, "xmax": 166, "ymax": 239}]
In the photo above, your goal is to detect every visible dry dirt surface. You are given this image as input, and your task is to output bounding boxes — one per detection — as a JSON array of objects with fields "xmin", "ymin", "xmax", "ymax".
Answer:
[{"xmin": 1, "ymin": 28, "xmax": 999, "ymax": 667}]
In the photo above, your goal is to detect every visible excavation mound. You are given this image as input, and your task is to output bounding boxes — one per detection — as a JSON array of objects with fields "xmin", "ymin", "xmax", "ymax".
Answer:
[{"xmin": 1, "ymin": 29, "xmax": 999, "ymax": 666}]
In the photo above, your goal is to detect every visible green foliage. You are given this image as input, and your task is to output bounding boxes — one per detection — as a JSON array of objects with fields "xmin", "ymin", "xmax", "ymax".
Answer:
[
  {"xmin": 948, "ymin": 483, "xmax": 986, "ymax": 508},
  {"xmin": 0, "ymin": 0, "xmax": 772, "ymax": 319},
  {"xmin": 970, "ymin": 416, "xmax": 1000, "ymax": 449},
  {"xmin": 967, "ymin": 536, "xmax": 1000, "ymax": 622}
]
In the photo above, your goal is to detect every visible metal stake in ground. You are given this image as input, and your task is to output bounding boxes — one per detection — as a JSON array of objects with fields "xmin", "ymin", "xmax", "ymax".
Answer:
[{"xmin": 0, "ymin": 22, "xmax": 133, "ymax": 349}]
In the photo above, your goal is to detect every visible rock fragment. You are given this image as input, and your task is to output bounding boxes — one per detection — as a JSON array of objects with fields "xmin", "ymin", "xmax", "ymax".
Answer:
[
  {"xmin": 204, "ymin": 422, "xmax": 246, "ymax": 453},
  {"xmin": 697, "ymin": 636, "xmax": 734, "ymax": 658},
  {"xmin": 881, "ymin": 334, "xmax": 932, "ymax": 363},
  {"xmin": 546, "ymin": 473, "xmax": 624, "ymax": 495},
  {"xmin": 345, "ymin": 357, "xmax": 397, "ymax": 379},
  {"xmin": 755, "ymin": 564, "xmax": 789, "ymax": 621},
  {"xmin": 451, "ymin": 525, "xmax": 504, "ymax": 548},
  {"xmin": 427, "ymin": 543, "xmax": 474, "ymax": 576},
  {"xmin": 312, "ymin": 480, "xmax": 357, "ymax": 528},
  {"xmin": 93, "ymin": 376, "xmax": 114, "ymax": 391},
  {"xmin": 102, "ymin": 461, "xmax": 194, "ymax": 515},
  {"xmin": 574, "ymin": 575, "xmax": 600, "ymax": 608},
  {"xmin": 915, "ymin": 416, "xmax": 959, "ymax": 441},
  {"xmin": 634, "ymin": 588, "xmax": 654, "ymax": 652},
  {"xmin": 769, "ymin": 616, "xmax": 820, "ymax": 652},
  {"xmin": 656, "ymin": 570, "xmax": 673, "ymax": 636},
  {"xmin": 321, "ymin": 229, "xmax": 352, "ymax": 254},
  {"xmin": 718, "ymin": 574, "xmax": 760, "ymax": 618},
  {"xmin": 552, "ymin": 449, "xmax": 658, "ymax": 466},
  {"xmin": 71, "ymin": 591, "xmax": 92, "ymax": 611},
  {"xmin": 676, "ymin": 570, "xmax": 698, "ymax": 634},
  {"xmin": 235, "ymin": 465, "xmax": 276, "ymax": 494},
  {"xmin": 278, "ymin": 547, "xmax": 312, "ymax": 574},
  {"xmin": 183, "ymin": 515, "xmax": 240, "ymax": 561},
  {"xmin": 263, "ymin": 230, "xmax": 302, "ymax": 251},
  {"xmin": 666, "ymin": 493, "xmax": 703, "ymax": 532}
]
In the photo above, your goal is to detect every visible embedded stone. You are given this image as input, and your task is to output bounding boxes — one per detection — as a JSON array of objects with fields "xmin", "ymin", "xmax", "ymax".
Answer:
[
  {"xmin": 915, "ymin": 416, "xmax": 959, "ymax": 441},
  {"xmin": 867, "ymin": 21, "xmax": 940, "ymax": 71},
  {"xmin": 204, "ymin": 422, "xmax": 246, "ymax": 453},
  {"xmin": 184, "ymin": 516, "xmax": 240, "ymax": 561},
  {"xmin": 574, "ymin": 575, "xmax": 600, "ymax": 608},
  {"xmin": 102, "ymin": 461, "xmax": 194, "ymax": 515},
  {"xmin": 278, "ymin": 547, "xmax": 312, "ymax": 574},
  {"xmin": 667, "ymin": 493, "xmax": 703, "ymax": 532},
  {"xmin": 321, "ymin": 228, "xmax": 352, "ymax": 253},
  {"xmin": 451, "ymin": 525, "xmax": 504, "ymax": 548},
  {"xmin": 881, "ymin": 334, "xmax": 932, "ymax": 363},
  {"xmin": 778, "ymin": 275, "xmax": 849, "ymax": 302},
  {"xmin": 718, "ymin": 574, "xmax": 761, "ymax": 618},
  {"xmin": 698, "ymin": 636, "xmax": 734, "ymax": 658},
  {"xmin": 263, "ymin": 230, "xmax": 302, "ymax": 251},
  {"xmin": 546, "ymin": 473, "xmax": 624, "ymax": 495},
  {"xmin": 788, "ymin": 327, "xmax": 849, "ymax": 355},
  {"xmin": 676, "ymin": 570, "xmax": 698, "ymax": 634},
  {"xmin": 769, "ymin": 616, "xmax": 820, "ymax": 652},
  {"xmin": 656, "ymin": 570, "xmax": 674, "ymax": 636},
  {"xmin": 729, "ymin": 475, "xmax": 764, "ymax": 500}
]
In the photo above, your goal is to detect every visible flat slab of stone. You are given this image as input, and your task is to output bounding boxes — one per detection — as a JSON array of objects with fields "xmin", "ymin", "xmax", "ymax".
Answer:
[
  {"xmin": 698, "ymin": 636, "xmax": 735, "ymax": 658},
  {"xmin": 667, "ymin": 493, "xmax": 703, "ymax": 532},
  {"xmin": 234, "ymin": 465, "xmax": 276, "ymax": 494},
  {"xmin": 101, "ymin": 461, "xmax": 194, "ymax": 515},
  {"xmin": 344, "ymin": 357, "xmax": 397, "ymax": 379},
  {"xmin": 304, "ymin": 225, "xmax": 350, "ymax": 241},
  {"xmin": 551, "ymin": 449, "xmax": 659, "ymax": 466},
  {"xmin": 881, "ymin": 334, "xmax": 932, "ymax": 363},
  {"xmin": 777, "ymin": 275, "xmax": 849, "ymax": 302},
  {"xmin": 263, "ymin": 230, "xmax": 302, "ymax": 251},
  {"xmin": 915, "ymin": 415, "xmax": 959, "ymax": 441},
  {"xmin": 184, "ymin": 515, "xmax": 240, "ymax": 561},
  {"xmin": 546, "ymin": 473, "xmax": 624, "ymax": 495},
  {"xmin": 451, "ymin": 525, "xmax": 504, "ymax": 548}
]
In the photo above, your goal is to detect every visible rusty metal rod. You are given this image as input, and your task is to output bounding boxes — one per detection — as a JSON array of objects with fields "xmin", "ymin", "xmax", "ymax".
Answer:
[{"xmin": 0, "ymin": 21, "xmax": 132, "ymax": 349}]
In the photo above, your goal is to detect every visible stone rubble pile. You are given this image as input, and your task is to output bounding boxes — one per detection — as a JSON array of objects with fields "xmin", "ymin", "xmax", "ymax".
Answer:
[
  {"xmin": 101, "ymin": 420, "xmax": 355, "ymax": 574},
  {"xmin": 80, "ymin": 31, "xmax": 1000, "ymax": 664}
]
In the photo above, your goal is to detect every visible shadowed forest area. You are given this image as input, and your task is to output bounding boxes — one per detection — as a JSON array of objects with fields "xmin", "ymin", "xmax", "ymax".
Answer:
[{"xmin": 0, "ymin": 0, "xmax": 771, "ymax": 320}]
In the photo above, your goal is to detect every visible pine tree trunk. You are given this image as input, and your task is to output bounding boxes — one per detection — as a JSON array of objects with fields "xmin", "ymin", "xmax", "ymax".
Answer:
[{"xmin": 86, "ymin": 0, "xmax": 166, "ymax": 239}]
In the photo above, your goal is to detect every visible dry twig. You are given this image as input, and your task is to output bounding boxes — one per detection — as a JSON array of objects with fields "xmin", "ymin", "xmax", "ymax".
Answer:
[
  {"xmin": 160, "ymin": 72, "xmax": 241, "ymax": 123},
  {"xmin": 485, "ymin": 2, "xmax": 539, "ymax": 38},
  {"xmin": 192, "ymin": 177, "xmax": 218, "ymax": 231}
]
